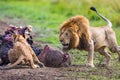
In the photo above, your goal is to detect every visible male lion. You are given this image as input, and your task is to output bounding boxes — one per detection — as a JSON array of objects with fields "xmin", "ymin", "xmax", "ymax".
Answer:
[
  {"xmin": 59, "ymin": 7, "xmax": 120, "ymax": 67},
  {"xmin": 59, "ymin": 15, "xmax": 94, "ymax": 67},
  {"xmin": 0, "ymin": 34, "xmax": 44, "ymax": 69}
]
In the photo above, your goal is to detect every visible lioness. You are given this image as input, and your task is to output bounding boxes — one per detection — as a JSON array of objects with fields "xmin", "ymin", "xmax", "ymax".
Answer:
[
  {"xmin": 0, "ymin": 34, "xmax": 44, "ymax": 69},
  {"xmin": 59, "ymin": 7, "xmax": 120, "ymax": 67}
]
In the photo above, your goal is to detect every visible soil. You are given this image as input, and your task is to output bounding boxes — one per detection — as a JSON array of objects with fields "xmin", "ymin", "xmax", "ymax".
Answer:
[
  {"xmin": 0, "ymin": 20, "xmax": 112, "ymax": 80},
  {"xmin": 0, "ymin": 65, "xmax": 90, "ymax": 80},
  {"xmin": 0, "ymin": 20, "xmax": 9, "ymax": 34}
]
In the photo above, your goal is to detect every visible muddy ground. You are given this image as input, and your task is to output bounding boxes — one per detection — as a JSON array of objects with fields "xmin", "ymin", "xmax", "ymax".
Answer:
[
  {"xmin": 0, "ymin": 65, "xmax": 93, "ymax": 80},
  {"xmin": 0, "ymin": 20, "xmax": 113, "ymax": 80}
]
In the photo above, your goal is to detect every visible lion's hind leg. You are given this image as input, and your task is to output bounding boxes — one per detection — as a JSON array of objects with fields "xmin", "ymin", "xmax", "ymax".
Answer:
[
  {"xmin": 0, "ymin": 55, "xmax": 24, "ymax": 69},
  {"xmin": 8, "ymin": 49, "xmax": 18, "ymax": 64},
  {"xmin": 115, "ymin": 48, "xmax": 120, "ymax": 61},
  {"xmin": 110, "ymin": 46, "xmax": 120, "ymax": 61},
  {"xmin": 98, "ymin": 47, "xmax": 111, "ymax": 67},
  {"xmin": 28, "ymin": 57, "xmax": 40, "ymax": 69},
  {"xmin": 32, "ymin": 53, "xmax": 45, "ymax": 67},
  {"xmin": 117, "ymin": 47, "xmax": 120, "ymax": 61}
]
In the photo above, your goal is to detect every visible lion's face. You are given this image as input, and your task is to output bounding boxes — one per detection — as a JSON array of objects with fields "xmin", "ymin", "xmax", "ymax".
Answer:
[
  {"xmin": 59, "ymin": 15, "xmax": 91, "ymax": 50},
  {"xmin": 13, "ymin": 34, "xmax": 26, "ymax": 42},
  {"xmin": 59, "ymin": 29, "xmax": 71, "ymax": 49},
  {"xmin": 59, "ymin": 28, "xmax": 79, "ymax": 50}
]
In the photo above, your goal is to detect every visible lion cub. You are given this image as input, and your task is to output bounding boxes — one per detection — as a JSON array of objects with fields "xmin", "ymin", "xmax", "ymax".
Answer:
[{"xmin": 0, "ymin": 34, "xmax": 44, "ymax": 69}]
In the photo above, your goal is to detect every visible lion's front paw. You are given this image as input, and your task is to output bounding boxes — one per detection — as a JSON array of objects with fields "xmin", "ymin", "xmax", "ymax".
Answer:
[
  {"xmin": 86, "ymin": 63, "xmax": 95, "ymax": 68},
  {"xmin": 32, "ymin": 64, "xmax": 40, "ymax": 69},
  {"xmin": 34, "ymin": 64, "xmax": 40, "ymax": 68},
  {"xmin": 40, "ymin": 63, "xmax": 45, "ymax": 68}
]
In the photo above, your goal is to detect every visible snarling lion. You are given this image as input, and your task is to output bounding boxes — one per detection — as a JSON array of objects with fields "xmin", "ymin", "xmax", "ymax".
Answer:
[
  {"xmin": 59, "ymin": 7, "xmax": 120, "ymax": 67},
  {"xmin": 0, "ymin": 34, "xmax": 44, "ymax": 69},
  {"xmin": 59, "ymin": 15, "xmax": 94, "ymax": 67}
]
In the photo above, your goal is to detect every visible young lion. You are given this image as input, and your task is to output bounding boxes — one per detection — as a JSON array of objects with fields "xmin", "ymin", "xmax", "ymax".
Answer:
[{"xmin": 0, "ymin": 34, "xmax": 44, "ymax": 69}]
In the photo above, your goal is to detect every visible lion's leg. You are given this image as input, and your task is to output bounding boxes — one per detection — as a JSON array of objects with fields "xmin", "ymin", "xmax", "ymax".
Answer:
[
  {"xmin": 7, "ymin": 55, "xmax": 24, "ymax": 68},
  {"xmin": 114, "ymin": 47, "xmax": 120, "ymax": 61},
  {"xmin": 7, "ymin": 49, "xmax": 16, "ymax": 66},
  {"xmin": 0, "ymin": 55, "xmax": 24, "ymax": 69},
  {"xmin": 8, "ymin": 49, "xmax": 15, "ymax": 64},
  {"xmin": 28, "ymin": 58, "xmax": 39, "ymax": 69},
  {"xmin": 116, "ymin": 51, "xmax": 120, "ymax": 61},
  {"xmin": 109, "ymin": 46, "xmax": 120, "ymax": 61},
  {"xmin": 8, "ymin": 49, "xmax": 19, "ymax": 64},
  {"xmin": 98, "ymin": 47, "xmax": 111, "ymax": 66},
  {"xmin": 115, "ymin": 47, "xmax": 120, "ymax": 61},
  {"xmin": 32, "ymin": 53, "xmax": 45, "ymax": 67},
  {"xmin": 86, "ymin": 40, "xmax": 95, "ymax": 67}
]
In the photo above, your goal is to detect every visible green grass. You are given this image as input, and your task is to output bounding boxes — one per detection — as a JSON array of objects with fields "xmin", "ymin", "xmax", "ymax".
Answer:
[
  {"xmin": 0, "ymin": 0, "xmax": 120, "ymax": 79},
  {"xmin": 0, "ymin": 0, "xmax": 120, "ymax": 46}
]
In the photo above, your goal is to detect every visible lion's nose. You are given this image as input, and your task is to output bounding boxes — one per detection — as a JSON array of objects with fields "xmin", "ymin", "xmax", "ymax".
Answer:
[{"xmin": 60, "ymin": 40, "xmax": 63, "ymax": 43}]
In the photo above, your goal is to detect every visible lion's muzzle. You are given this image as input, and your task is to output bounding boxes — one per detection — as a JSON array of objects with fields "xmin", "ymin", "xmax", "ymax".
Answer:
[{"xmin": 62, "ymin": 43, "xmax": 69, "ymax": 49}]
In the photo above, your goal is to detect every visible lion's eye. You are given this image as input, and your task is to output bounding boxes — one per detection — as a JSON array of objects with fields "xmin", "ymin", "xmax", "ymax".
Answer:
[{"xmin": 66, "ymin": 33, "xmax": 68, "ymax": 36}]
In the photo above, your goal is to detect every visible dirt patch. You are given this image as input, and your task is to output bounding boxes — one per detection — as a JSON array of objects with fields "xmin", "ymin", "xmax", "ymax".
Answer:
[
  {"xmin": 0, "ymin": 65, "xmax": 91, "ymax": 80},
  {"xmin": 0, "ymin": 20, "xmax": 114, "ymax": 80},
  {"xmin": 0, "ymin": 64, "xmax": 114, "ymax": 80},
  {"xmin": 0, "ymin": 20, "xmax": 76, "ymax": 80},
  {"xmin": 0, "ymin": 20, "xmax": 9, "ymax": 34}
]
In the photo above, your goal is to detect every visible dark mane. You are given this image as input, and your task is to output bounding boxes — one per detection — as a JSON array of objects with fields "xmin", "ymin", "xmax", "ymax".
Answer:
[{"xmin": 77, "ymin": 34, "xmax": 90, "ymax": 50}]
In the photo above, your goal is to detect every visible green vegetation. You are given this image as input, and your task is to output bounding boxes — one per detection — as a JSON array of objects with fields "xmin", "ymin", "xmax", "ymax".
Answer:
[
  {"xmin": 0, "ymin": 0, "xmax": 120, "ymax": 79},
  {"xmin": 0, "ymin": 0, "xmax": 120, "ymax": 45}
]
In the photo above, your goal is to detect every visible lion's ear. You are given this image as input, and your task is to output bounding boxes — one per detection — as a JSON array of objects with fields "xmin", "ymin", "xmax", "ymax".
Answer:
[
  {"xmin": 23, "ymin": 34, "xmax": 28, "ymax": 40},
  {"xmin": 13, "ymin": 34, "xmax": 21, "ymax": 41},
  {"xmin": 13, "ymin": 34, "xmax": 17, "ymax": 41}
]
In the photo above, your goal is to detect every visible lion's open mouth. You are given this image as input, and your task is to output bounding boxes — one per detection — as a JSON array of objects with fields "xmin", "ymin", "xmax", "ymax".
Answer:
[{"xmin": 62, "ymin": 44, "xmax": 69, "ymax": 48}]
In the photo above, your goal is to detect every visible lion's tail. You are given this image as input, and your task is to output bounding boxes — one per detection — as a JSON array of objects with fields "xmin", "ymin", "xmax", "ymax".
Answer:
[{"xmin": 90, "ymin": 6, "xmax": 112, "ymax": 28}]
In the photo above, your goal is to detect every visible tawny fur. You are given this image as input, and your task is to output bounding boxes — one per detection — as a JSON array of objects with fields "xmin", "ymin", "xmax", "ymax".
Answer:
[
  {"xmin": 59, "ymin": 15, "xmax": 120, "ymax": 67},
  {"xmin": 90, "ymin": 26, "xmax": 120, "ymax": 66},
  {"xmin": 60, "ymin": 16, "xmax": 92, "ymax": 50},
  {"xmin": 0, "ymin": 34, "xmax": 44, "ymax": 69},
  {"xmin": 59, "ymin": 16, "xmax": 94, "ymax": 67}
]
